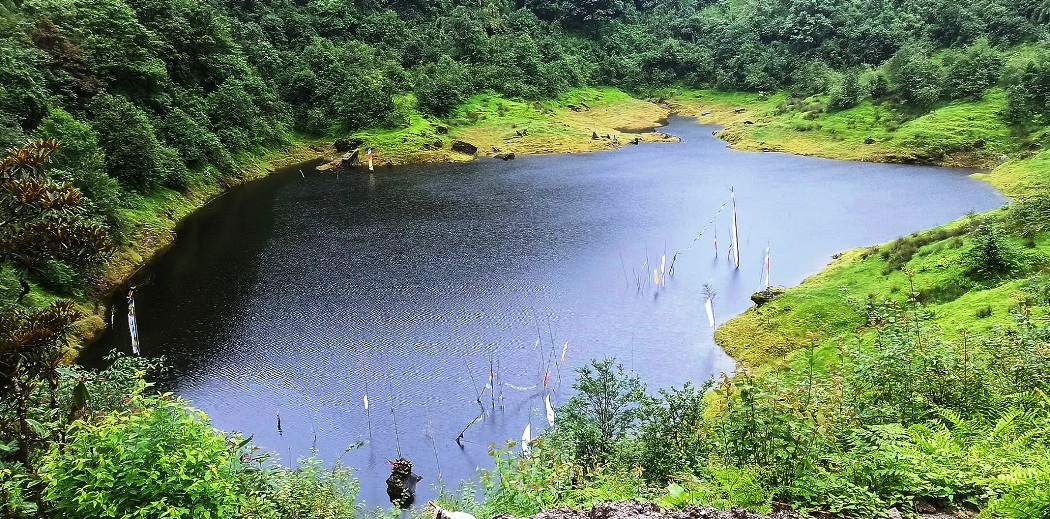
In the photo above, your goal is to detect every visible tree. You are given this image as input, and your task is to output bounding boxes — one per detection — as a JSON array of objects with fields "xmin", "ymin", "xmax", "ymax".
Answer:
[
  {"xmin": 964, "ymin": 222, "xmax": 1024, "ymax": 282},
  {"xmin": 89, "ymin": 93, "xmax": 185, "ymax": 191},
  {"xmin": 638, "ymin": 382, "xmax": 712, "ymax": 482},
  {"xmin": 943, "ymin": 38, "xmax": 1003, "ymax": 101},
  {"xmin": 0, "ymin": 138, "xmax": 110, "ymax": 475},
  {"xmin": 884, "ymin": 42, "xmax": 944, "ymax": 108},
  {"xmin": 553, "ymin": 358, "xmax": 647, "ymax": 466},
  {"xmin": 414, "ymin": 55, "xmax": 469, "ymax": 116},
  {"xmin": 33, "ymin": 107, "xmax": 121, "ymax": 229},
  {"xmin": 30, "ymin": 16, "xmax": 101, "ymax": 106},
  {"xmin": 0, "ymin": 35, "xmax": 49, "ymax": 134},
  {"xmin": 0, "ymin": 139, "xmax": 110, "ymax": 300}
]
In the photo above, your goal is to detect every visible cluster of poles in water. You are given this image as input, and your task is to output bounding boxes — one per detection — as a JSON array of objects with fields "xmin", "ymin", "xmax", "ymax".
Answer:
[{"xmin": 620, "ymin": 187, "xmax": 771, "ymax": 330}]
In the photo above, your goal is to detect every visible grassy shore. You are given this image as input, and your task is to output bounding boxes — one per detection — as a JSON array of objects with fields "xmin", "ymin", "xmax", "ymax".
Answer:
[{"xmin": 672, "ymin": 88, "xmax": 1050, "ymax": 367}]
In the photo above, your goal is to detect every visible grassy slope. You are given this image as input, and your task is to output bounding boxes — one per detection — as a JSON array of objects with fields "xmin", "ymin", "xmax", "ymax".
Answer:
[{"xmin": 684, "ymin": 88, "xmax": 1050, "ymax": 366}]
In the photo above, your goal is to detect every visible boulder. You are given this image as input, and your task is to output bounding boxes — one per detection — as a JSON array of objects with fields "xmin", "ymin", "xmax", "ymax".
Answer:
[
  {"xmin": 451, "ymin": 140, "xmax": 478, "ymax": 155},
  {"xmin": 750, "ymin": 287, "xmax": 785, "ymax": 307},
  {"xmin": 334, "ymin": 138, "xmax": 364, "ymax": 152}
]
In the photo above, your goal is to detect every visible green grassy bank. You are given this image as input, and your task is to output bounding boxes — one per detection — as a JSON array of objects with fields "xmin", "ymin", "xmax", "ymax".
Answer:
[{"xmin": 669, "ymin": 87, "xmax": 1050, "ymax": 368}]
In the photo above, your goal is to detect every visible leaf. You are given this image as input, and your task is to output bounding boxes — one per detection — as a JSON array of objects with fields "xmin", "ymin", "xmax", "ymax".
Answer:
[{"xmin": 25, "ymin": 418, "xmax": 47, "ymax": 437}]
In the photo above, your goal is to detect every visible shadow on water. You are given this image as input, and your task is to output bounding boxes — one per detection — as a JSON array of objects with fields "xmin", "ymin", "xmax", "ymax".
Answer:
[{"xmin": 80, "ymin": 117, "xmax": 1006, "ymax": 506}]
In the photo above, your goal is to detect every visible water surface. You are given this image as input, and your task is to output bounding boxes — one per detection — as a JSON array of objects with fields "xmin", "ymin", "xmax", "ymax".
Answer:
[{"xmin": 83, "ymin": 117, "xmax": 1006, "ymax": 505}]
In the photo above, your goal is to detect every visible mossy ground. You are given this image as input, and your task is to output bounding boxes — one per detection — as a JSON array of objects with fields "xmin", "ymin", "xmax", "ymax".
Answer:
[{"xmin": 668, "ymin": 89, "xmax": 1014, "ymax": 168}]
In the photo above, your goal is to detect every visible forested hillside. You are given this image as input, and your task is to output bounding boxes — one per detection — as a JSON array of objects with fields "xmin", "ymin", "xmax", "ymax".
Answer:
[{"xmin": 3, "ymin": 0, "xmax": 1050, "ymax": 207}]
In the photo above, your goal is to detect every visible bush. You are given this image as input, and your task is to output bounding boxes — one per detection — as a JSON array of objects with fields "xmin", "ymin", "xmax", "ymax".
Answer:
[
  {"xmin": 963, "ymin": 223, "xmax": 1025, "ymax": 282},
  {"xmin": 239, "ymin": 457, "xmax": 360, "ymax": 519},
  {"xmin": 549, "ymin": 358, "xmax": 648, "ymax": 467},
  {"xmin": 42, "ymin": 395, "xmax": 246, "ymax": 518}
]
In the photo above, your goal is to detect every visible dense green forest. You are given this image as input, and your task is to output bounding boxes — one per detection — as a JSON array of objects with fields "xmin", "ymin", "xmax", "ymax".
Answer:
[
  {"xmin": 6, "ymin": 0, "xmax": 1050, "ymax": 517},
  {"xmin": 3, "ymin": 0, "xmax": 1050, "ymax": 220}
]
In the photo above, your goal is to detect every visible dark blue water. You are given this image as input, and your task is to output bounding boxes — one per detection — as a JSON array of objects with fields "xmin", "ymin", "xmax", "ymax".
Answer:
[{"xmin": 81, "ymin": 117, "xmax": 1006, "ymax": 506}]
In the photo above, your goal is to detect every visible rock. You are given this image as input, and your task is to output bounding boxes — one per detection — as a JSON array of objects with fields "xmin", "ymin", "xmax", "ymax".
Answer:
[
  {"xmin": 500, "ymin": 152, "xmax": 515, "ymax": 160},
  {"xmin": 334, "ymin": 138, "xmax": 363, "ymax": 152},
  {"xmin": 436, "ymin": 125, "xmax": 449, "ymax": 134},
  {"xmin": 973, "ymin": 139, "xmax": 986, "ymax": 148},
  {"xmin": 451, "ymin": 140, "xmax": 478, "ymax": 155},
  {"xmin": 864, "ymin": 137, "xmax": 876, "ymax": 144},
  {"xmin": 914, "ymin": 499, "xmax": 937, "ymax": 514},
  {"xmin": 884, "ymin": 507, "xmax": 903, "ymax": 519},
  {"xmin": 734, "ymin": 107, "xmax": 746, "ymax": 113},
  {"xmin": 744, "ymin": 120, "xmax": 754, "ymax": 125},
  {"xmin": 592, "ymin": 131, "xmax": 600, "ymax": 140},
  {"xmin": 701, "ymin": 110, "xmax": 712, "ymax": 116},
  {"xmin": 751, "ymin": 287, "xmax": 785, "ymax": 306}
]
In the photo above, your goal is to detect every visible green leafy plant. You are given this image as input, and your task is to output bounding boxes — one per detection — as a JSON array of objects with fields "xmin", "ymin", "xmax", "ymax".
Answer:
[{"xmin": 41, "ymin": 394, "xmax": 246, "ymax": 518}]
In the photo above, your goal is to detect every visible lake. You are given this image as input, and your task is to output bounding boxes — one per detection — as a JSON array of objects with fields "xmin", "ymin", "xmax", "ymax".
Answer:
[{"xmin": 81, "ymin": 117, "xmax": 1006, "ymax": 506}]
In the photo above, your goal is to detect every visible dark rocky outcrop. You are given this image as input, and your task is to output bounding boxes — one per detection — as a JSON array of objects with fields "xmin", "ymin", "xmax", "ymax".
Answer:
[
  {"xmin": 452, "ymin": 140, "xmax": 478, "ymax": 155},
  {"xmin": 494, "ymin": 152, "xmax": 516, "ymax": 160},
  {"xmin": 334, "ymin": 138, "xmax": 364, "ymax": 152},
  {"xmin": 751, "ymin": 286, "xmax": 785, "ymax": 307}
]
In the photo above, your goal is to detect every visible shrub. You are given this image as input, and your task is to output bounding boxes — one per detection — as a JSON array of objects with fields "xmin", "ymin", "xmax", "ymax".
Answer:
[
  {"xmin": 963, "ymin": 223, "xmax": 1025, "ymax": 282},
  {"xmin": 42, "ymin": 395, "xmax": 245, "ymax": 518},
  {"xmin": 549, "ymin": 358, "xmax": 647, "ymax": 467}
]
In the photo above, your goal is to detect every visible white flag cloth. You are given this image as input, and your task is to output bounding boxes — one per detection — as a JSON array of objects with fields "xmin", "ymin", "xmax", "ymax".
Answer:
[
  {"xmin": 545, "ymin": 394, "xmax": 555, "ymax": 426},
  {"xmin": 764, "ymin": 247, "xmax": 771, "ymax": 288},
  {"xmin": 705, "ymin": 297, "xmax": 715, "ymax": 328},
  {"xmin": 127, "ymin": 294, "xmax": 140, "ymax": 355},
  {"xmin": 363, "ymin": 394, "xmax": 369, "ymax": 410},
  {"xmin": 521, "ymin": 424, "xmax": 532, "ymax": 457}
]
